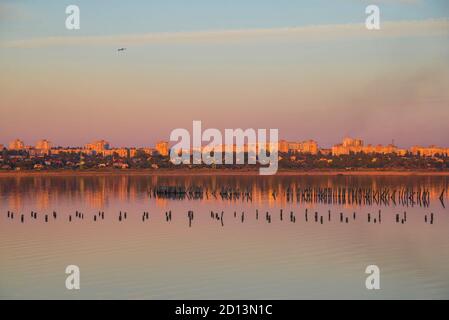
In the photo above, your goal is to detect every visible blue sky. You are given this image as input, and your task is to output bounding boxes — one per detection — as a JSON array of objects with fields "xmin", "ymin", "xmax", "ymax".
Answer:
[{"xmin": 1, "ymin": 0, "xmax": 449, "ymax": 40}]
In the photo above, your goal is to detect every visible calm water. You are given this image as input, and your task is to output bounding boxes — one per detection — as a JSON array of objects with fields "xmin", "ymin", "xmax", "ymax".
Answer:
[{"xmin": 0, "ymin": 174, "xmax": 448, "ymax": 299}]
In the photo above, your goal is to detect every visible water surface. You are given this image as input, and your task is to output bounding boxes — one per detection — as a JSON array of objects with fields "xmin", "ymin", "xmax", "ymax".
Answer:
[{"xmin": 1, "ymin": 174, "xmax": 448, "ymax": 299}]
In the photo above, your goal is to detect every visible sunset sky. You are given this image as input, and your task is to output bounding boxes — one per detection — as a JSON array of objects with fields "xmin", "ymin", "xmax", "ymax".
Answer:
[{"xmin": 1, "ymin": 0, "xmax": 449, "ymax": 148}]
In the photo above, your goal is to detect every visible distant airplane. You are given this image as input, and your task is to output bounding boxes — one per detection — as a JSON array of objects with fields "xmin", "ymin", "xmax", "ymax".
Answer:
[{"xmin": 117, "ymin": 48, "xmax": 127, "ymax": 52}]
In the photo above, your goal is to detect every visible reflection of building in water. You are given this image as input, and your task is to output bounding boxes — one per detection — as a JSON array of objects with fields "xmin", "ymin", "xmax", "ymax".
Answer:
[
  {"xmin": 267, "ymin": 184, "xmax": 276, "ymax": 207},
  {"xmin": 251, "ymin": 182, "xmax": 263, "ymax": 205},
  {"xmin": 116, "ymin": 176, "xmax": 137, "ymax": 202},
  {"xmin": 155, "ymin": 197, "xmax": 168, "ymax": 208},
  {"xmin": 1, "ymin": 176, "xmax": 446, "ymax": 213},
  {"xmin": 86, "ymin": 188, "xmax": 107, "ymax": 208},
  {"xmin": 116, "ymin": 176, "xmax": 128, "ymax": 202},
  {"xmin": 129, "ymin": 182, "xmax": 137, "ymax": 202},
  {"xmin": 151, "ymin": 175, "xmax": 159, "ymax": 186},
  {"xmin": 37, "ymin": 191, "xmax": 50, "ymax": 210},
  {"xmin": 8, "ymin": 192, "xmax": 23, "ymax": 211}
]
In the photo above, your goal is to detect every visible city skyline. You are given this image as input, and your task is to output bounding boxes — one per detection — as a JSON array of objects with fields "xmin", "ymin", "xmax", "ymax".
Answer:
[{"xmin": 3, "ymin": 136, "xmax": 449, "ymax": 157}]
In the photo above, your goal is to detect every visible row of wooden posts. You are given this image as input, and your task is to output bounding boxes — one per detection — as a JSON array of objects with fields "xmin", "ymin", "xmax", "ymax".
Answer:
[{"xmin": 4, "ymin": 208, "xmax": 436, "ymax": 225}]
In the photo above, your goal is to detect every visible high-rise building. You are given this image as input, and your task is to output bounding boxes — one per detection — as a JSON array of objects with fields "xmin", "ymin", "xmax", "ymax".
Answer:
[
  {"xmin": 332, "ymin": 137, "xmax": 364, "ymax": 155},
  {"xmin": 277, "ymin": 140, "xmax": 318, "ymax": 155},
  {"xmin": 288, "ymin": 142, "xmax": 301, "ymax": 152},
  {"xmin": 342, "ymin": 137, "xmax": 363, "ymax": 148},
  {"xmin": 332, "ymin": 137, "xmax": 406, "ymax": 155},
  {"xmin": 9, "ymin": 139, "xmax": 25, "ymax": 150},
  {"xmin": 36, "ymin": 139, "xmax": 52, "ymax": 153},
  {"xmin": 156, "ymin": 141, "xmax": 169, "ymax": 156},
  {"xmin": 85, "ymin": 140, "xmax": 110, "ymax": 154},
  {"xmin": 278, "ymin": 140, "xmax": 289, "ymax": 153},
  {"xmin": 300, "ymin": 140, "xmax": 318, "ymax": 154},
  {"xmin": 410, "ymin": 145, "xmax": 449, "ymax": 157}
]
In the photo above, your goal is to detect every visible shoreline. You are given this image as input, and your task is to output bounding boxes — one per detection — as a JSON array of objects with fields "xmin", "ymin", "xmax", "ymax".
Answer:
[{"xmin": 1, "ymin": 169, "xmax": 449, "ymax": 177}]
